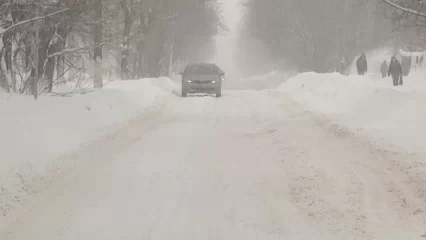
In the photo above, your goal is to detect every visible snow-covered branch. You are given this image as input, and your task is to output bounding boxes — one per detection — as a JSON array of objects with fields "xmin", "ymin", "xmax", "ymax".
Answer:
[
  {"xmin": 382, "ymin": 0, "xmax": 426, "ymax": 18},
  {"xmin": 163, "ymin": 13, "xmax": 180, "ymax": 20},
  {"xmin": 46, "ymin": 42, "xmax": 106, "ymax": 60},
  {"xmin": 0, "ymin": 8, "xmax": 71, "ymax": 37}
]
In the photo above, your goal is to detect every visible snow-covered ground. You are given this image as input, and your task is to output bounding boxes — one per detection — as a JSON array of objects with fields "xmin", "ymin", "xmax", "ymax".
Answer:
[
  {"xmin": 278, "ymin": 71, "xmax": 426, "ymax": 155},
  {"xmin": 0, "ymin": 78, "xmax": 178, "ymax": 226},
  {"xmin": 1, "ymin": 87, "xmax": 426, "ymax": 239},
  {"xmin": 1, "ymin": 68, "xmax": 426, "ymax": 239},
  {"xmin": 223, "ymin": 71, "xmax": 296, "ymax": 90}
]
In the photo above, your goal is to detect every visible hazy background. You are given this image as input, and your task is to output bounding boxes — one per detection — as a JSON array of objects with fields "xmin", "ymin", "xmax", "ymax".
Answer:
[
  {"xmin": 1, "ymin": 0, "xmax": 424, "ymax": 92},
  {"xmin": 213, "ymin": 0, "xmax": 277, "ymax": 80},
  {"xmin": 212, "ymin": 0, "xmax": 242, "ymax": 78}
]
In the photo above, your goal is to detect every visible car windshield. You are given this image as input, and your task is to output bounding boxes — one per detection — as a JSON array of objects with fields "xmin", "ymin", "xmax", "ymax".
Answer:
[{"xmin": 185, "ymin": 64, "xmax": 218, "ymax": 74}]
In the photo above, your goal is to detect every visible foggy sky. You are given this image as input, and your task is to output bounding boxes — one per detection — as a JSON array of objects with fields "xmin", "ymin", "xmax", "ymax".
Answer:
[{"xmin": 212, "ymin": 0, "xmax": 241, "ymax": 77}]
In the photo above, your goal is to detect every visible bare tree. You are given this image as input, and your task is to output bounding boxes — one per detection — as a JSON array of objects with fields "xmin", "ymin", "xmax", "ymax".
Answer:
[
  {"xmin": 0, "ymin": 0, "xmax": 224, "ymax": 95},
  {"xmin": 243, "ymin": 0, "xmax": 392, "ymax": 73},
  {"xmin": 119, "ymin": 0, "xmax": 133, "ymax": 80},
  {"xmin": 382, "ymin": 0, "xmax": 426, "ymax": 17},
  {"xmin": 94, "ymin": 0, "xmax": 103, "ymax": 88},
  {"xmin": 380, "ymin": 0, "xmax": 426, "ymax": 51}
]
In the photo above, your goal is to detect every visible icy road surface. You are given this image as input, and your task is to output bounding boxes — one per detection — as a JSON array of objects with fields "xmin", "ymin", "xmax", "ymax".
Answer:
[{"xmin": 1, "ymin": 90, "xmax": 425, "ymax": 240}]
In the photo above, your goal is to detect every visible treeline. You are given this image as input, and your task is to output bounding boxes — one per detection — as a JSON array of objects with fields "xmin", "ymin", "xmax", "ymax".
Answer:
[
  {"xmin": 383, "ymin": 0, "xmax": 426, "ymax": 48},
  {"xmin": 0, "ymin": 0, "xmax": 224, "ymax": 96},
  {"xmin": 242, "ymin": 0, "xmax": 423, "ymax": 74}
]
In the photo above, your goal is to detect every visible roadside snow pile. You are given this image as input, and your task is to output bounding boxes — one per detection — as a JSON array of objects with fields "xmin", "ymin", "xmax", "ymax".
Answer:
[
  {"xmin": 395, "ymin": 68, "xmax": 426, "ymax": 92},
  {"xmin": 279, "ymin": 72, "xmax": 426, "ymax": 154},
  {"xmin": 0, "ymin": 77, "xmax": 177, "ymax": 224},
  {"xmin": 224, "ymin": 71, "xmax": 296, "ymax": 90}
]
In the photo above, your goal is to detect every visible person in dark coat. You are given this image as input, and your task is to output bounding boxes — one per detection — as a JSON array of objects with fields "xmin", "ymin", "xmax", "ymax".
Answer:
[
  {"xmin": 388, "ymin": 56, "xmax": 403, "ymax": 86},
  {"xmin": 356, "ymin": 53, "xmax": 368, "ymax": 75},
  {"xmin": 380, "ymin": 60, "xmax": 388, "ymax": 78}
]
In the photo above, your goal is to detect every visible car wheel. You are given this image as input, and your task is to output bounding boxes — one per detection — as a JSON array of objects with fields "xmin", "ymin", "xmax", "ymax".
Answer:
[{"xmin": 216, "ymin": 92, "xmax": 221, "ymax": 98}]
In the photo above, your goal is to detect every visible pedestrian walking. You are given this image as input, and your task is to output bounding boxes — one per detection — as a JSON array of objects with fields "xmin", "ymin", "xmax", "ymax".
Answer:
[
  {"xmin": 356, "ymin": 53, "xmax": 368, "ymax": 75},
  {"xmin": 388, "ymin": 56, "xmax": 403, "ymax": 86}
]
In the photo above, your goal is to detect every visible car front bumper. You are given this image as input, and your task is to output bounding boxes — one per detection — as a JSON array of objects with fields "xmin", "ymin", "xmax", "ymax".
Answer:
[{"xmin": 183, "ymin": 82, "xmax": 221, "ymax": 94}]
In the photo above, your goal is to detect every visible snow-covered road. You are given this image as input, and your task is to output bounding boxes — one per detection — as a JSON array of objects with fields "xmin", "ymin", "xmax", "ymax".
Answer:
[{"xmin": 1, "ymin": 90, "xmax": 425, "ymax": 240}]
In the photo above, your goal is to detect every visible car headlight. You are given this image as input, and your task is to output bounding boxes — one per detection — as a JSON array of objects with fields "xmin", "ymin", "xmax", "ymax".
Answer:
[
  {"xmin": 211, "ymin": 81, "xmax": 216, "ymax": 84},
  {"xmin": 220, "ymin": 76, "xmax": 225, "ymax": 81},
  {"xmin": 187, "ymin": 80, "xmax": 192, "ymax": 83}
]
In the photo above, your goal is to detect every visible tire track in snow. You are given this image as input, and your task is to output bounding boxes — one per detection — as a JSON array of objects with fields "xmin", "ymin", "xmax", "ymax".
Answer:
[{"xmin": 2, "ymin": 91, "xmax": 426, "ymax": 239}]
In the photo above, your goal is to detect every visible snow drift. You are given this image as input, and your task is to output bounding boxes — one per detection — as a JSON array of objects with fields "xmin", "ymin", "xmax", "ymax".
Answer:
[
  {"xmin": 224, "ymin": 71, "xmax": 296, "ymax": 90},
  {"xmin": 278, "ymin": 72, "xmax": 426, "ymax": 154},
  {"xmin": 0, "ymin": 77, "xmax": 177, "ymax": 225}
]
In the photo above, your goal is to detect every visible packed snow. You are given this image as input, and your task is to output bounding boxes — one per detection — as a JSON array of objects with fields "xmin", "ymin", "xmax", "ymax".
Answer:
[
  {"xmin": 1, "ymin": 56, "xmax": 426, "ymax": 239},
  {"xmin": 1, "ymin": 84, "xmax": 426, "ymax": 239},
  {"xmin": 0, "ymin": 77, "xmax": 178, "ymax": 227}
]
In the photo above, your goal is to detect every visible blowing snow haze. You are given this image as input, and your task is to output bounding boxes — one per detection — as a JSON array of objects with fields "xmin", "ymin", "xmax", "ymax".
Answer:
[
  {"xmin": 1, "ymin": 0, "xmax": 426, "ymax": 239},
  {"xmin": 213, "ymin": 0, "xmax": 278, "ymax": 78},
  {"xmin": 212, "ymin": 0, "xmax": 240, "ymax": 76}
]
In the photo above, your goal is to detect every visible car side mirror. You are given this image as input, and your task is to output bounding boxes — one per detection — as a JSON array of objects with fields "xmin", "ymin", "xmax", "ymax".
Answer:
[{"xmin": 179, "ymin": 71, "xmax": 184, "ymax": 75}]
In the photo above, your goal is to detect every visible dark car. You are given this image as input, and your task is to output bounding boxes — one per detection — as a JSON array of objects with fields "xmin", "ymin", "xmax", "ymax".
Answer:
[{"xmin": 180, "ymin": 63, "xmax": 225, "ymax": 97}]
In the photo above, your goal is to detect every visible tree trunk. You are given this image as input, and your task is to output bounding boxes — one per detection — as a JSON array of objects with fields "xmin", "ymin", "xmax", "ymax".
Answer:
[
  {"xmin": 137, "ymin": 10, "xmax": 146, "ymax": 78},
  {"xmin": 10, "ymin": 65, "xmax": 17, "ymax": 92},
  {"xmin": 168, "ymin": 39, "xmax": 174, "ymax": 78},
  {"xmin": 25, "ymin": 40, "xmax": 31, "ymax": 71},
  {"xmin": 56, "ymin": 25, "xmax": 66, "ymax": 85},
  {"xmin": 22, "ymin": 38, "xmax": 32, "ymax": 94},
  {"xmin": 120, "ymin": 0, "xmax": 133, "ymax": 80},
  {"xmin": 38, "ymin": 27, "xmax": 54, "ymax": 92},
  {"xmin": 33, "ymin": 8, "xmax": 40, "ymax": 99},
  {"xmin": 56, "ymin": 54, "xmax": 65, "ymax": 84},
  {"xmin": 94, "ymin": 0, "xmax": 103, "ymax": 88},
  {"xmin": 136, "ymin": 8, "xmax": 152, "ymax": 78},
  {"xmin": 44, "ymin": 22, "xmax": 67, "ymax": 92},
  {"xmin": 45, "ymin": 46, "xmax": 56, "ymax": 92},
  {"xmin": 0, "ymin": 60, "xmax": 10, "ymax": 93},
  {"xmin": 2, "ymin": 33, "xmax": 12, "ymax": 93}
]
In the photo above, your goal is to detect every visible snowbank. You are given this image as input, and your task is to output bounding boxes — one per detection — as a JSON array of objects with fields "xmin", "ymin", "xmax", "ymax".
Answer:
[
  {"xmin": 278, "ymin": 72, "xmax": 426, "ymax": 154},
  {"xmin": 0, "ymin": 77, "xmax": 177, "ymax": 222},
  {"xmin": 224, "ymin": 71, "xmax": 296, "ymax": 90}
]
